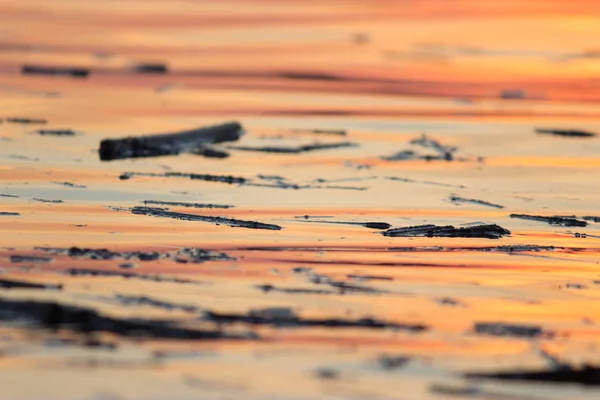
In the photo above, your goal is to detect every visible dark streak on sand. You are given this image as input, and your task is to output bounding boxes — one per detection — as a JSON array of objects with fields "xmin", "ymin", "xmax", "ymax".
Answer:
[
  {"xmin": 131, "ymin": 206, "xmax": 282, "ymax": 230},
  {"xmin": 0, "ymin": 212, "xmax": 20, "ymax": 216},
  {"xmin": 382, "ymin": 224, "xmax": 511, "ymax": 239},
  {"xmin": 510, "ymin": 214, "xmax": 587, "ymax": 227}
]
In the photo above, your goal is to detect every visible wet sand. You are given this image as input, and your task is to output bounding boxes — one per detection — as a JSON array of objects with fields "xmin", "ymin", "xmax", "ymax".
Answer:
[{"xmin": 1, "ymin": 1, "xmax": 600, "ymax": 399}]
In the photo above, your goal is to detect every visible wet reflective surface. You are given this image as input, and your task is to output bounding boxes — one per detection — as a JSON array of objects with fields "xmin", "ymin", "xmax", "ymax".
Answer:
[{"xmin": 1, "ymin": 1, "xmax": 600, "ymax": 399}]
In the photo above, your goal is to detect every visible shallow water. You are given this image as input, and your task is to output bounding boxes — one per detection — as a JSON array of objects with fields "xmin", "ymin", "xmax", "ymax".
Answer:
[{"xmin": 1, "ymin": 1, "xmax": 600, "ymax": 399}]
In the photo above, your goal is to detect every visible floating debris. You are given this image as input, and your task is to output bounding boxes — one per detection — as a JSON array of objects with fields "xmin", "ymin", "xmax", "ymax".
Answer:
[
  {"xmin": 64, "ymin": 268, "xmax": 138, "ymax": 278},
  {"xmin": 347, "ymin": 274, "xmax": 394, "ymax": 281},
  {"xmin": 131, "ymin": 63, "xmax": 168, "ymax": 74},
  {"xmin": 35, "ymin": 246, "xmax": 231, "ymax": 263},
  {"xmin": 35, "ymin": 129, "xmax": 76, "ymax": 136},
  {"xmin": 5, "ymin": 117, "xmax": 47, "ymax": 124},
  {"xmin": 388, "ymin": 244, "xmax": 556, "ymax": 253},
  {"xmin": 51, "ymin": 181, "xmax": 87, "ymax": 189},
  {"xmin": 290, "ymin": 128, "xmax": 347, "ymax": 136},
  {"xmin": 410, "ymin": 134, "xmax": 457, "ymax": 161},
  {"xmin": 130, "ymin": 206, "xmax": 282, "ymax": 230},
  {"xmin": 327, "ymin": 281, "xmax": 389, "ymax": 294},
  {"xmin": 536, "ymin": 128, "xmax": 597, "ymax": 138},
  {"xmin": 0, "ymin": 298, "xmax": 252, "ymax": 340},
  {"xmin": 8, "ymin": 154, "xmax": 39, "ymax": 161},
  {"xmin": 435, "ymin": 297, "xmax": 463, "ymax": 306},
  {"xmin": 21, "ymin": 65, "xmax": 90, "ymax": 78},
  {"xmin": 582, "ymin": 216, "xmax": 600, "ymax": 223},
  {"xmin": 119, "ymin": 172, "xmax": 247, "ymax": 184},
  {"xmin": 378, "ymin": 355, "xmax": 411, "ymax": 370},
  {"xmin": 0, "ymin": 212, "xmax": 20, "ymax": 216},
  {"xmin": 10, "ymin": 255, "xmax": 52, "ymax": 263},
  {"xmin": 32, "ymin": 198, "xmax": 64, "ymax": 204},
  {"xmin": 510, "ymin": 214, "xmax": 587, "ymax": 227},
  {"xmin": 63, "ymin": 268, "xmax": 205, "ymax": 285},
  {"xmin": 0, "ymin": 278, "xmax": 61, "ymax": 290},
  {"xmin": 449, "ymin": 195, "xmax": 504, "ymax": 209},
  {"xmin": 204, "ymin": 310, "xmax": 426, "ymax": 332},
  {"xmin": 473, "ymin": 322, "xmax": 548, "ymax": 338},
  {"xmin": 499, "ymin": 89, "xmax": 526, "ymax": 99},
  {"xmin": 564, "ymin": 283, "xmax": 587, "ymax": 290},
  {"xmin": 55, "ymin": 247, "xmax": 159, "ymax": 261},
  {"xmin": 114, "ymin": 294, "xmax": 198, "ymax": 313},
  {"xmin": 295, "ymin": 219, "xmax": 391, "ymax": 230},
  {"xmin": 381, "ymin": 150, "xmax": 454, "ymax": 162},
  {"xmin": 257, "ymin": 284, "xmax": 338, "ymax": 295},
  {"xmin": 99, "ymin": 121, "xmax": 244, "ymax": 161},
  {"xmin": 465, "ymin": 365, "xmax": 600, "ymax": 386},
  {"xmin": 121, "ymin": 172, "xmax": 360, "ymax": 191},
  {"xmin": 380, "ymin": 150, "xmax": 419, "ymax": 161},
  {"xmin": 174, "ymin": 247, "xmax": 234, "ymax": 263},
  {"xmin": 315, "ymin": 368, "xmax": 339, "ymax": 380},
  {"xmin": 249, "ymin": 307, "xmax": 297, "ymax": 320},
  {"xmin": 227, "ymin": 141, "xmax": 356, "ymax": 154},
  {"xmin": 142, "ymin": 200, "xmax": 233, "ymax": 209},
  {"xmin": 382, "ymin": 224, "xmax": 511, "ymax": 239},
  {"xmin": 155, "ymin": 83, "xmax": 182, "ymax": 93},
  {"xmin": 385, "ymin": 176, "xmax": 466, "ymax": 188},
  {"xmin": 189, "ymin": 147, "xmax": 230, "ymax": 158}
]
